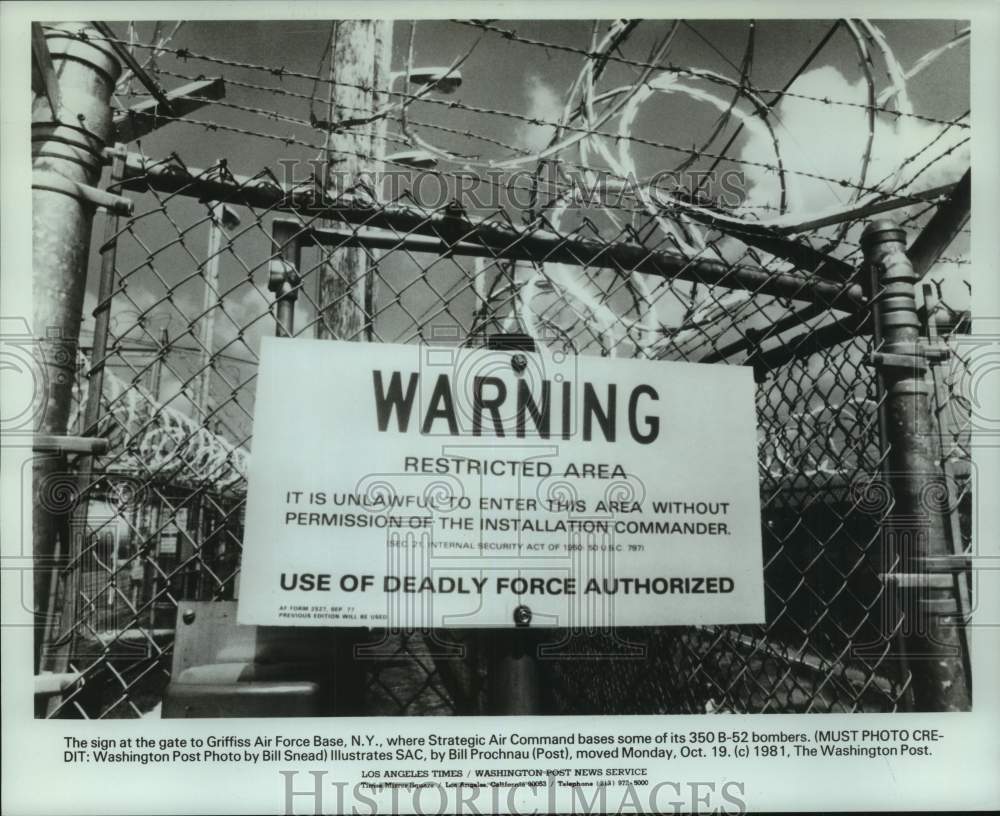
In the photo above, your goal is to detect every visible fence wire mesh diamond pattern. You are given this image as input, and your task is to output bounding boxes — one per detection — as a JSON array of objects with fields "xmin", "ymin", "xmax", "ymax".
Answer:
[{"xmin": 33, "ymin": 18, "xmax": 972, "ymax": 717}]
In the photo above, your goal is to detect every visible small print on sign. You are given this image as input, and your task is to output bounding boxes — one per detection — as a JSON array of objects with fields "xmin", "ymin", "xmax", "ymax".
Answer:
[{"xmin": 237, "ymin": 338, "xmax": 765, "ymax": 628}]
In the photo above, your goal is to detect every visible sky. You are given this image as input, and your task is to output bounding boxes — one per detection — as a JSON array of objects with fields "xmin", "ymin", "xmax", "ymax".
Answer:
[{"xmin": 67, "ymin": 18, "xmax": 971, "ymax": 447}]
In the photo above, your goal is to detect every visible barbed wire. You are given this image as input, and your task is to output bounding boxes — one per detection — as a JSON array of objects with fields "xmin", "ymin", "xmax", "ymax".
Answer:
[
  {"xmin": 42, "ymin": 19, "xmax": 972, "ymax": 719},
  {"xmin": 92, "ymin": 16, "xmax": 973, "ymax": 432},
  {"xmin": 91, "ymin": 29, "xmax": 968, "ymax": 212},
  {"xmin": 95, "ymin": 21, "xmax": 970, "ymax": 132},
  {"xmin": 452, "ymin": 20, "xmax": 970, "ymax": 129}
]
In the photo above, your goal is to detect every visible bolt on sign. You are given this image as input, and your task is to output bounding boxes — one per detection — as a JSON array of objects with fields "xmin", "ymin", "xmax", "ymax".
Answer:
[{"xmin": 238, "ymin": 338, "xmax": 765, "ymax": 628}]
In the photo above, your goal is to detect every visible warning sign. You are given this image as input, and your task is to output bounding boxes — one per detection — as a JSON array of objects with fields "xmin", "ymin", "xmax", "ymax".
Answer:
[{"xmin": 237, "ymin": 337, "xmax": 765, "ymax": 628}]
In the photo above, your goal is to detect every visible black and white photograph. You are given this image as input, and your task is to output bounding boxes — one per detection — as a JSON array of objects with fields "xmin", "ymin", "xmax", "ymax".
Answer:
[{"xmin": 3, "ymin": 3, "xmax": 999, "ymax": 814}]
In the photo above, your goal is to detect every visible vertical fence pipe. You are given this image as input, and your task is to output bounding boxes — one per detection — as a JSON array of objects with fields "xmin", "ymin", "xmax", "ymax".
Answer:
[
  {"xmin": 316, "ymin": 20, "xmax": 392, "ymax": 340},
  {"xmin": 483, "ymin": 334, "xmax": 543, "ymax": 715},
  {"xmin": 269, "ymin": 220, "xmax": 302, "ymax": 338},
  {"xmin": 311, "ymin": 19, "xmax": 392, "ymax": 714},
  {"xmin": 488, "ymin": 617, "xmax": 543, "ymax": 715},
  {"xmin": 274, "ymin": 287, "xmax": 298, "ymax": 339},
  {"xmin": 82, "ymin": 143, "xmax": 126, "ymax": 438},
  {"xmin": 32, "ymin": 24, "xmax": 121, "ymax": 671},
  {"xmin": 150, "ymin": 327, "xmax": 169, "ymax": 400},
  {"xmin": 197, "ymin": 201, "xmax": 222, "ymax": 413},
  {"xmin": 40, "ymin": 143, "xmax": 128, "ymax": 677},
  {"xmin": 197, "ymin": 200, "xmax": 241, "ymax": 413},
  {"xmin": 267, "ymin": 219, "xmax": 303, "ymax": 337},
  {"xmin": 861, "ymin": 220, "xmax": 970, "ymax": 711},
  {"xmin": 920, "ymin": 283, "xmax": 973, "ymax": 661}
]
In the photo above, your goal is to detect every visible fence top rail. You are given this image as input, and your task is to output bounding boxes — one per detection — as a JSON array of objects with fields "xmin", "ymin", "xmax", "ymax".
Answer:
[{"xmin": 112, "ymin": 150, "xmax": 867, "ymax": 313}]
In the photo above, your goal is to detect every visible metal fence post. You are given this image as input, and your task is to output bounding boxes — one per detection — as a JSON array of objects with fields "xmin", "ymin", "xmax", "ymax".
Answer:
[
  {"xmin": 487, "ymin": 607, "xmax": 543, "ymax": 715},
  {"xmin": 150, "ymin": 327, "xmax": 169, "ymax": 400},
  {"xmin": 81, "ymin": 143, "xmax": 127, "ymax": 439},
  {"xmin": 32, "ymin": 23, "xmax": 121, "ymax": 671},
  {"xmin": 197, "ymin": 199, "xmax": 241, "ymax": 414},
  {"xmin": 861, "ymin": 219, "xmax": 970, "ymax": 712},
  {"xmin": 269, "ymin": 220, "xmax": 302, "ymax": 337},
  {"xmin": 315, "ymin": 19, "xmax": 392, "ymax": 340},
  {"xmin": 483, "ymin": 334, "xmax": 543, "ymax": 715},
  {"xmin": 39, "ymin": 143, "xmax": 128, "ymax": 682},
  {"xmin": 310, "ymin": 20, "xmax": 393, "ymax": 714}
]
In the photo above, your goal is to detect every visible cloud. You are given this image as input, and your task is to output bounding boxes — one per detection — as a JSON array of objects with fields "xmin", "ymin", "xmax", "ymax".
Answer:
[
  {"xmin": 732, "ymin": 65, "xmax": 969, "ymax": 313},
  {"xmin": 517, "ymin": 75, "xmax": 562, "ymax": 153},
  {"xmin": 737, "ymin": 65, "xmax": 968, "ymax": 222},
  {"xmin": 658, "ymin": 60, "xmax": 971, "ymax": 371}
]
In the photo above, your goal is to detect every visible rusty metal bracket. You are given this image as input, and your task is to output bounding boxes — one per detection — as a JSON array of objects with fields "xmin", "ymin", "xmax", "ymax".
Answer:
[
  {"xmin": 922, "ymin": 342, "xmax": 952, "ymax": 362},
  {"xmin": 880, "ymin": 572, "xmax": 955, "ymax": 589},
  {"xmin": 33, "ymin": 435, "xmax": 109, "ymax": 456},
  {"xmin": 881, "ymin": 572, "xmax": 962, "ymax": 613},
  {"xmin": 882, "ymin": 554, "xmax": 971, "ymax": 578},
  {"xmin": 32, "ymin": 170, "xmax": 133, "ymax": 215},
  {"xmin": 864, "ymin": 340, "xmax": 949, "ymax": 373},
  {"xmin": 34, "ymin": 671, "xmax": 83, "ymax": 699}
]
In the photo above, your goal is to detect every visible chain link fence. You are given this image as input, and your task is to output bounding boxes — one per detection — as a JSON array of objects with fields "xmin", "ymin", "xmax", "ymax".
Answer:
[{"xmin": 32, "ymin": 19, "xmax": 972, "ymax": 717}]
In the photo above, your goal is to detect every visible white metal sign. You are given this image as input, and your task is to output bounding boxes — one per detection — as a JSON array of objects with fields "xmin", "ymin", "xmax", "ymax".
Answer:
[{"xmin": 238, "ymin": 337, "xmax": 765, "ymax": 628}]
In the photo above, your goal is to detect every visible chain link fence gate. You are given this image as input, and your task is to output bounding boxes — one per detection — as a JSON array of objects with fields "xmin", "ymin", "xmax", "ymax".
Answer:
[{"xmin": 30, "ymin": 19, "xmax": 973, "ymax": 718}]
